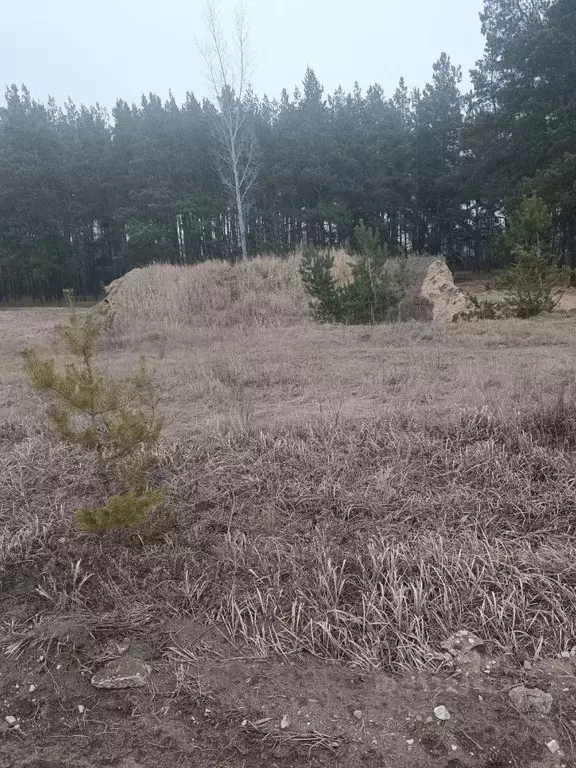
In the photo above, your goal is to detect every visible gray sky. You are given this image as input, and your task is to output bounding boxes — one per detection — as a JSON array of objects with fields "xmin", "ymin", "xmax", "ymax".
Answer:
[{"xmin": 0, "ymin": 0, "xmax": 486, "ymax": 110}]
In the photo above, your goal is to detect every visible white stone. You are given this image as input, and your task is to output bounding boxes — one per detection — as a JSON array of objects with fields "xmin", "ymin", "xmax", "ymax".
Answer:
[
  {"xmin": 546, "ymin": 739, "xmax": 560, "ymax": 754},
  {"xmin": 4, "ymin": 716, "xmax": 17, "ymax": 725},
  {"xmin": 91, "ymin": 657, "xmax": 151, "ymax": 689},
  {"xmin": 434, "ymin": 705, "xmax": 451, "ymax": 721}
]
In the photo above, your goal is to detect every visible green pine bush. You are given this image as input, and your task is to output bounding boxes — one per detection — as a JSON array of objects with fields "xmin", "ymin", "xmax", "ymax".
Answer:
[
  {"xmin": 496, "ymin": 195, "xmax": 568, "ymax": 318},
  {"xmin": 299, "ymin": 223, "xmax": 403, "ymax": 324},
  {"xmin": 21, "ymin": 291, "xmax": 164, "ymax": 533},
  {"xmin": 75, "ymin": 490, "xmax": 164, "ymax": 533}
]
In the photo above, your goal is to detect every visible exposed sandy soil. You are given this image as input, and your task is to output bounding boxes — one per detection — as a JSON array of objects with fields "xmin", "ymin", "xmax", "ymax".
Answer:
[{"xmin": 420, "ymin": 260, "xmax": 473, "ymax": 322}]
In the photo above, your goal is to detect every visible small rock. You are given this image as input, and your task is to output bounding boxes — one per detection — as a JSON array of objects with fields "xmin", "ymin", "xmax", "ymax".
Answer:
[
  {"xmin": 5, "ymin": 716, "xmax": 17, "ymax": 725},
  {"xmin": 546, "ymin": 739, "xmax": 560, "ymax": 754},
  {"xmin": 441, "ymin": 630, "xmax": 484, "ymax": 658},
  {"xmin": 78, "ymin": 705, "xmax": 85, "ymax": 714},
  {"xmin": 91, "ymin": 657, "xmax": 151, "ymax": 689},
  {"xmin": 434, "ymin": 705, "xmax": 451, "ymax": 721},
  {"xmin": 353, "ymin": 709, "xmax": 363, "ymax": 720},
  {"xmin": 451, "ymin": 745, "xmax": 458, "ymax": 751},
  {"xmin": 280, "ymin": 715, "xmax": 290, "ymax": 730},
  {"xmin": 524, "ymin": 660, "xmax": 533, "ymax": 670},
  {"xmin": 406, "ymin": 739, "xmax": 414, "ymax": 746},
  {"xmin": 28, "ymin": 684, "xmax": 36, "ymax": 693},
  {"xmin": 561, "ymin": 651, "xmax": 571, "ymax": 659},
  {"xmin": 509, "ymin": 686, "xmax": 553, "ymax": 715}
]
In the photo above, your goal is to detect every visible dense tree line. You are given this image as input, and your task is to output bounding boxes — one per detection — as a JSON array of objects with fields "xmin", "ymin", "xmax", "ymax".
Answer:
[{"xmin": 0, "ymin": 0, "xmax": 574, "ymax": 301}]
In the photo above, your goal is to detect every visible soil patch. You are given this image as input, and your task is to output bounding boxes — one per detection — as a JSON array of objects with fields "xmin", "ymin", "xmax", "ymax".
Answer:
[{"xmin": 1, "ymin": 630, "xmax": 575, "ymax": 767}]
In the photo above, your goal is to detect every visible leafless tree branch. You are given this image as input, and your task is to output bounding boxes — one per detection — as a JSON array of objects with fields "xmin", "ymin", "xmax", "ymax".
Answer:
[{"xmin": 197, "ymin": 0, "xmax": 258, "ymax": 260}]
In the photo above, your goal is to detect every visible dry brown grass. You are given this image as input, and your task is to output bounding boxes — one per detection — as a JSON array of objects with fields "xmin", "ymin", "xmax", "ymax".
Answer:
[
  {"xmin": 3, "ymin": 259, "xmax": 576, "ymax": 674},
  {"xmin": 101, "ymin": 256, "xmax": 309, "ymax": 333}
]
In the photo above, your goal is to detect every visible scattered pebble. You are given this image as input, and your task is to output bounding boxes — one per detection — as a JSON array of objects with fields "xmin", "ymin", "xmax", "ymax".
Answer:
[
  {"xmin": 546, "ymin": 739, "xmax": 560, "ymax": 754},
  {"xmin": 78, "ymin": 705, "xmax": 85, "ymax": 714},
  {"xmin": 451, "ymin": 745, "xmax": 458, "ymax": 751},
  {"xmin": 4, "ymin": 716, "xmax": 17, "ymax": 725},
  {"xmin": 524, "ymin": 660, "xmax": 533, "ymax": 670},
  {"xmin": 28, "ymin": 684, "xmax": 36, "ymax": 693},
  {"xmin": 280, "ymin": 715, "xmax": 290, "ymax": 730},
  {"xmin": 434, "ymin": 705, "xmax": 451, "ymax": 721},
  {"xmin": 561, "ymin": 651, "xmax": 571, "ymax": 659},
  {"xmin": 241, "ymin": 719, "xmax": 247, "ymax": 727},
  {"xmin": 406, "ymin": 739, "xmax": 414, "ymax": 746},
  {"xmin": 353, "ymin": 709, "xmax": 363, "ymax": 720}
]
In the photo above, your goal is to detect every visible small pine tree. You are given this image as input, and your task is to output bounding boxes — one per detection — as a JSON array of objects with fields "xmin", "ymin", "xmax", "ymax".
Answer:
[
  {"xmin": 299, "ymin": 248, "xmax": 345, "ymax": 322},
  {"xmin": 496, "ymin": 195, "xmax": 568, "ymax": 318},
  {"xmin": 351, "ymin": 221, "xmax": 387, "ymax": 265},
  {"xmin": 21, "ymin": 291, "xmax": 164, "ymax": 532},
  {"xmin": 300, "ymin": 224, "xmax": 403, "ymax": 324}
]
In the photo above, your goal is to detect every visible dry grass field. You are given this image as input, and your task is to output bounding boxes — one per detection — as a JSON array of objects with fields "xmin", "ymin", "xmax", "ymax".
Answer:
[{"xmin": 2, "ymin": 257, "xmax": 576, "ymax": 767}]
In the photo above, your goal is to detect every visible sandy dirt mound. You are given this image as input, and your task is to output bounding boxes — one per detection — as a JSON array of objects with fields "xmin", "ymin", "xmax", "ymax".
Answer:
[
  {"xmin": 421, "ymin": 259, "xmax": 474, "ymax": 323},
  {"xmin": 95, "ymin": 259, "xmax": 309, "ymax": 332}
]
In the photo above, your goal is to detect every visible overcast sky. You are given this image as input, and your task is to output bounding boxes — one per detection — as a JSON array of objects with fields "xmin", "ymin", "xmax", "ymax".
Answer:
[{"xmin": 0, "ymin": 0, "xmax": 486, "ymax": 110}]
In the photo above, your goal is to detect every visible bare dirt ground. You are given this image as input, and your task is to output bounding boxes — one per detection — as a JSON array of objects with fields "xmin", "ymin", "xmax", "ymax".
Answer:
[{"xmin": 3, "ymin": 284, "xmax": 576, "ymax": 767}]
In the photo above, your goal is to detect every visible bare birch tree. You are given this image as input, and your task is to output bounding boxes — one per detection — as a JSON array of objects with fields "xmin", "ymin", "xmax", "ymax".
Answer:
[{"xmin": 198, "ymin": 0, "xmax": 257, "ymax": 260}]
